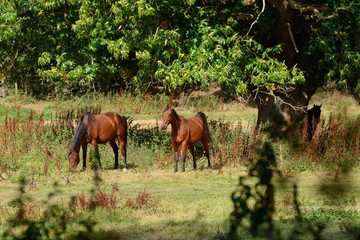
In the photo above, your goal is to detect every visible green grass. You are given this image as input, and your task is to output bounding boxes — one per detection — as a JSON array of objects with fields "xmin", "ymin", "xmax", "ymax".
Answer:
[
  {"xmin": 310, "ymin": 90, "xmax": 360, "ymax": 121},
  {"xmin": 0, "ymin": 169, "xmax": 239, "ymax": 239},
  {"xmin": 0, "ymin": 104, "xmax": 39, "ymax": 121},
  {"xmin": 0, "ymin": 92, "xmax": 258, "ymax": 123},
  {"xmin": 1, "ymin": 169, "xmax": 359, "ymax": 239},
  {"xmin": 0, "ymin": 89, "xmax": 358, "ymax": 125}
]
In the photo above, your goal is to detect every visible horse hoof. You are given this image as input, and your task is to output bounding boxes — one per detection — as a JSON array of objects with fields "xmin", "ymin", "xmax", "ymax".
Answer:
[
  {"xmin": 80, "ymin": 168, "xmax": 86, "ymax": 172},
  {"xmin": 122, "ymin": 168, "xmax": 127, "ymax": 172}
]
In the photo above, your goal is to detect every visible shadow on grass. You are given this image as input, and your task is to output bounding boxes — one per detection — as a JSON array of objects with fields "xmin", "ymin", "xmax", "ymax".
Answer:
[{"xmin": 67, "ymin": 216, "xmax": 229, "ymax": 240}]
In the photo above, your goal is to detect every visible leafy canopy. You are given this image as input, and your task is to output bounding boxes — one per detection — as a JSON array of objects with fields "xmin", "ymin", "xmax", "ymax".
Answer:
[{"xmin": 0, "ymin": 0, "xmax": 358, "ymax": 98}]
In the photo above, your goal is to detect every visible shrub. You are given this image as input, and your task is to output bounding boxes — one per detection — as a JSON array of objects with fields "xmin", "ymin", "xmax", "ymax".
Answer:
[
  {"xmin": 124, "ymin": 190, "xmax": 158, "ymax": 211},
  {"xmin": 75, "ymin": 190, "xmax": 117, "ymax": 210}
]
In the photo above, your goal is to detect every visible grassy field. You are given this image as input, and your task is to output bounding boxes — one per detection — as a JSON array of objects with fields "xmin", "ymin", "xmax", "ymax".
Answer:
[
  {"xmin": 1, "ymin": 168, "xmax": 359, "ymax": 239},
  {"xmin": 0, "ymin": 169, "xmax": 239, "ymax": 239},
  {"xmin": 0, "ymin": 89, "xmax": 359, "ymax": 239}
]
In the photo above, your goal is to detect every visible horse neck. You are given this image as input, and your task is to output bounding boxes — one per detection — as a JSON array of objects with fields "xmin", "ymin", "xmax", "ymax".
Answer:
[
  {"xmin": 70, "ymin": 143, "xmax": 81, "ymax": 154},
  {"xmin": 308, "ymin": 113, "xmax": 318, "ymax": 126},
  {"xmin": 70, "ymin": 114, "xmax": 89, "ymax": 152},
  {"xmin": 169, "ymin": 117, "xmax": 181, "ymax": 136}
]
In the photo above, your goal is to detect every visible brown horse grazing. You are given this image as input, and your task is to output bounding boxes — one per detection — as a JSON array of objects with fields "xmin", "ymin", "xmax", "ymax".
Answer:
[
  {"xmin": 161, "ymin": 106, "xmax": 211, "ymax": 172},
  {"xmin": 68, "ymin": 112, "xmax": 127, "ymax": 171}
]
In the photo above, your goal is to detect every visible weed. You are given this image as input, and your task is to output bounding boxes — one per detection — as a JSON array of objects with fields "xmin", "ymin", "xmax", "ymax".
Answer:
[
  {"xmin": 124, "ymin": 190, "xmax": 158, "ymax": 211},
  {"xmin": 208, "ymin": 119, "xmax": 256, "ymax": 169},
  {"xmin": 76, "ymin": 190, "xmax": 117, "ymax": 210},
  {"xmin": 278, "ymin": 111, "xmax": 360, "ymax": 172}
]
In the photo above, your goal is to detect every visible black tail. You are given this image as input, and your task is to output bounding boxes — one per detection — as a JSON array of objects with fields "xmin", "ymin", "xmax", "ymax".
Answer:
[
  {"xmin": 122, "ymin": 116, "xmax": 128, "ymax": 146},
  {"xmin": 70, "ymin": 112, "xmax": 89, "ymax": 153},
  {"xmin": 196, "ymin": 112, "xmax": 211, "ymax": 142}
]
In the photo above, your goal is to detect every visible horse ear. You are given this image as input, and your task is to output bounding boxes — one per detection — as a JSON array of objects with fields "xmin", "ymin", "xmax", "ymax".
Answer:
[{"xmin": 313, "ymin": 104, "xmax": 315, "ymax": 107}]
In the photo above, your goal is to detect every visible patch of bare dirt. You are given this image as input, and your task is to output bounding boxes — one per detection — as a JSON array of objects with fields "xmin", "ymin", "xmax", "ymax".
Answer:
[
  {"xmin": 0, "ymin": 99, "xmax": 47, "ymax": 112},
  {"xmin": 21, "ymin": 103, "xmax": 47, "ymax": 112},
  {"xmin": 129, "ymin": 119, "xmax": 161, "ymax": 129}
]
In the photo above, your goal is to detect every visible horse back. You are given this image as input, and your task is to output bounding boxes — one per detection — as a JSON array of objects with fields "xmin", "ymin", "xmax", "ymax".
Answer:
[
  {"xmin": 195, "ymin": 112, "xmax": 206, "ymax": 121},
  {"xmin": 186, "ymin": 117, "xmax": 207, "ymax": 144},
  {"xmin": 86, "ymin": 112, "xmax": 126, "ymax": 143}
]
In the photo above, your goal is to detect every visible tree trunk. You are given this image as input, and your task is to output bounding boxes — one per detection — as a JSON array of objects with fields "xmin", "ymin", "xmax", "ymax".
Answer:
[
  {"xmin": 255, "ymin": 80, "xmax": 318, "ymax": 129},
  {"xmin": 254, "ymin": 0, "xmax": 323, "ymax": 128}
]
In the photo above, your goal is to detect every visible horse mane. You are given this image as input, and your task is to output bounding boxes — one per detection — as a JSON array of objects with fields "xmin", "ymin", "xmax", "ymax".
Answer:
[
  {"xmin": 163, "ymin": 106, "xmax": 170, "ymax": 112},
  {"xmin": 70, "ymin": 112, "xmax": 90, "ymax": 153},
  {"xmin": 172, "ymin": 109, "xmax": 180, "ymax": 120},
  {"xmin": 163, "ymin": 106, "xmax": 180, "ymax": 121}
]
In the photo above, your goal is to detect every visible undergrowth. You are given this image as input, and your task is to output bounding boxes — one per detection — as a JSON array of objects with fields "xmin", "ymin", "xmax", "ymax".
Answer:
[
  {"xmin": 277, "ymin": 111, "xmax": 360, "ymax": 174},
  {"xmin": 0, "ymin": 101, "xmax": 358, "ymax": 180}
]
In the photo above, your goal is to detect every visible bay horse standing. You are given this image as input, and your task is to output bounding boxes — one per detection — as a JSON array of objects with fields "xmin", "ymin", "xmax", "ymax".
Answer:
[
  {"xmin": 306, "ymin": 104, "xmax": 322, "ymax": 142},
  {"xmin": 161, "ymin": 106, "xmax": 211, "ymax": 172},
  {"xmin": 68, "ymin": 112, "xmax": 127, "ymax": 171}
]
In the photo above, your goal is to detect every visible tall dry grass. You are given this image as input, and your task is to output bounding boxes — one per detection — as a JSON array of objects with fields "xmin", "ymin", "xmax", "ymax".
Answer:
[{"xmin": 284, "ymin": 110, "xmax": 360, "ymax": 173}]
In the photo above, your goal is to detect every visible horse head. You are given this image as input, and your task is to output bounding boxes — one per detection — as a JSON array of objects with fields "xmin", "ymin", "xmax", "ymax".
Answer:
[
  {"xmin": 68, "ymin": 151, "xmax": 80, "ymax": 171},
  {"xmin": 308, "ymin": 104, "xmax": 322, "ymax": 124},
  {"xmin": 161, "ymin": 105, "xmax": 175, "ymax": 130}
]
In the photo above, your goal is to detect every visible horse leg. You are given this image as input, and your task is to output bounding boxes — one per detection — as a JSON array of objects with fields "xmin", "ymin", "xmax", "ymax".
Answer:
[
  {"xmin": 189, "ymin": 145, "xmax": 196, "ymax": 170},
  {"xmin": 173, "ymin": 142, "xmax": 179, "ymax": 173},
  {"xmin": 110, "ymin": 140, "xmax": 119, "ymax": 170},
  {"xmin": 118, "ymin": 137, "xmax": 127, "ymax": 170},
  {"xmin": 91, "ymin": 141, "xmax": 103, "ymax": 170},
  {"xmin": 174, "ymin": 151, "xmax": 179, "ymax": 173},
  {"xmin": 202, "ymin": 139, "xmax": 212, "ymax": 169},
  {"xmin": 81, "ymin": 144, "xmax": 87, "ymax": 171},
  {"xmin": 180, "ymin": 143, "xmax": 187, "ymax": 172}
]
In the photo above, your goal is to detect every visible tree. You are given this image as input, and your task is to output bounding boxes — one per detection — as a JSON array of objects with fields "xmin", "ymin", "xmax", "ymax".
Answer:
[
  {"xmin": 246, "ymin": 0, "xmax": 360, "ymax": 127},
  {"xmin": 0, "ymin": 0, "xmax": 359, "ymax": 126},
  {"xmin": 153, "ymin": 0, "xmax": 360, "ymax": 127}
]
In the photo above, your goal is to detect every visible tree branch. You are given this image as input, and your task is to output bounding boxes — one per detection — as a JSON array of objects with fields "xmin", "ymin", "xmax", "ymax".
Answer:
[
  {"xmin": 253, "ymin": 87, "xmax": 307, "ymax": 113},
  {"xmin": 286, "ymin": 23, "xmax": 298, "ymax": 53},
  {"xmin": 244, "ymin": 0, "xmax": 266, "ymax": 38},
  {"xmin": 287, "ymin": 0, "xmax": 358, "ymax": 20}
]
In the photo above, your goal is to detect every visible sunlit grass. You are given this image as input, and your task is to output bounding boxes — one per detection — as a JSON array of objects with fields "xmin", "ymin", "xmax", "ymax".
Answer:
[
  {"xmin": 310, "ymin": 89, "xmax": 360, "ymax": 120},
  {"xmin": 1, "ymin": 169, "xmax": 359, "ymax": 239},
  {"xmin": 0, "ymin": 89, "xmax": 358, "ymax": 125}
]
